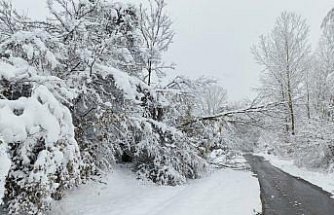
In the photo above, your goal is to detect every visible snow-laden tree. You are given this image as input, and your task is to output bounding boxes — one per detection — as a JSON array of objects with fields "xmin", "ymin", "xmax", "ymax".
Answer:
[
  {"xmin": 310, "ymin": 11, "xmax": 334, "ymax": 121},
  {"xmin": 282, "ymin": 7, "xmax": 334, "ymax": 169},
  {"xmin": 0, "ymin": 1, "xmax": 231, "ymax": 214},
  {"xmin": 252, "ymin": 11, "xmax": 311, "ymax": 136},
  {"xmin": 252, "ymin": 9, "xmax": 334, "ymax": 170},
  {"xmin": 46, "ymin": 0, "xmax": 144, "ymax": 77},
  {"xmin": 159, "ymin": 76, "xmax": 245, "ymax": 164},
  {"xmin": 160, "ymin": 76, "xmax": 220, "ymax": 129},
  {"xmin": 0, "ymin": 0, "xmax": 27, "ymax": 38},
  {"xmin": 43, "ymin": 0, "xmax": 143, "ymax": 178},
  {"xmin": 139, "ymin": 0, "xmax": 175, "ymax": 86},
  {"xmin": 197, "ymin": 84, "xmax": 227, "ymax": 116},
  {"xmin": 0, "ymin": 30, "xmax": 81, "ymax": 214}
]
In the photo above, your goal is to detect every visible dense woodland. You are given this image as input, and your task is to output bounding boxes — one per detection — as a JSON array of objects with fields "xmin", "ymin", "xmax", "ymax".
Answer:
[{"xmin": 0, "ymin": 0, "xmax": 334, "ymax": 214}]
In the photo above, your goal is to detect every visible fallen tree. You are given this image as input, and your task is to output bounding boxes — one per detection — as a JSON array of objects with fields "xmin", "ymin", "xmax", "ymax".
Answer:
[{"xmin": 181, "ymin": 100, "xmax": 288, "ymax": 127}]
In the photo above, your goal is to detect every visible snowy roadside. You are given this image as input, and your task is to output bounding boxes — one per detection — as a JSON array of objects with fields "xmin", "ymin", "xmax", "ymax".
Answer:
[
  {"xmin": 258, "ymin": 153, "xmax": 334, "ymax": 196},
  {"xmin": 51, "ymin": 166, "xmax": 261, "ymax": 215}
]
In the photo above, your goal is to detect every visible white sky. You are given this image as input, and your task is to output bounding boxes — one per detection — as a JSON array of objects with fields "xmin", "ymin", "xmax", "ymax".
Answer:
[{"xmin": 12, "ymin": 0, "xmax": 334, "ymax": 101}]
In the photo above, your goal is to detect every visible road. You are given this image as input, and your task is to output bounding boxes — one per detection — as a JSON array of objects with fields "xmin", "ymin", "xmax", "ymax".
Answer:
[{"xmin": 245, "ymin": 154, "xmax": 334, "ymax": 215}]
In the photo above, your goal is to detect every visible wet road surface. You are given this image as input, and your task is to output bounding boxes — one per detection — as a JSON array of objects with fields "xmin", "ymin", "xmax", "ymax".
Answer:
[{"xmin": 245, "ymin": 155, "xmax": 334, "ymax": 215}]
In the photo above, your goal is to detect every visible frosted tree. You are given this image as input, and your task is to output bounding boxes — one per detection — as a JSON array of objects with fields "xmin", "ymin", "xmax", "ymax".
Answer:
[
  {"xmin": 252, "ymin": 11, "xmax": 311, "ymax": 135},
  {"xmin": 286, "ymin": 7, "xmax": 334, "ymax": 168},
  {"xmin": 0, "ymin": 0, "xmax": 227, "ymax": 213},
  {"xmin": 139, "ymin": 0, "xmax": 175, "ymax": 86},
  {"xmin": 44, "ymin": 0, "xmax": 206, "ymax": 187},
  {"xmin": 161, "ymin": 76, "xmax": 220, "ymax": 126},
  {"xmin": 0, "ymin": 12, "xmax": 82, "ymax": 214},
  {"xmin": 198, "ymin": 84, "xmax": 228, "ymax": 116},
  {"xmin": 312, "ymin": 9, "xmax": 334, "ymax": 120},
  {"xmin": 0, "ymin": 0, "xmax": 27, "ymax": 37}
]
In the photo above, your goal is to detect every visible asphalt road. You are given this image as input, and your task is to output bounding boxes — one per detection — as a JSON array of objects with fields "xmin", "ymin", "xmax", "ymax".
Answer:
[{"xmin": 245, "ymin": 155, "xmax": 334, "ymax": 215}]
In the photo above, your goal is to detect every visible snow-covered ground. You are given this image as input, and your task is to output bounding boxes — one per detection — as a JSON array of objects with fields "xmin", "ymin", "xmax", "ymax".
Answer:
[
  {"xmin": 259, "ymin": 153, "xmax": 334, "ymax": 196},
  {"xmin": 51, "ymin": 166, "xmax": 261, "ymax": 215}
]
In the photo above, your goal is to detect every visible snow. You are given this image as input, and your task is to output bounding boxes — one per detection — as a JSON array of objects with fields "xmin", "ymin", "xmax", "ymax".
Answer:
[
  {"xmin": 259, "ymin": 153, "xmax": 334, "ymax": 196},
  {"xmin": 0, "ymin": 83, "xmax": 80, "ymax": 193},
  {"xmin": 51, "ymin": 167, "xmax": 261, "ymax": 215},
  {"xmin": 0, "ymin": 61, "xmax": 28, "ymax": 80},
  {"xmin": 94, "ymin": 64, "xmax": 152, "ymax": 102},
  {"xmin": 0, "ymin": 30, "xmax": 60, "ymax": 69},
  {"xmin": 208, "ymin": 150, "xmax": 250, "ymax": 170},
  {"xmin": 22, "ymin": 44, "xmax": 34, "ymax": 60},
  {"xmin": 0, "ymin": 85, "xmax": 74, "ymax": 144}
]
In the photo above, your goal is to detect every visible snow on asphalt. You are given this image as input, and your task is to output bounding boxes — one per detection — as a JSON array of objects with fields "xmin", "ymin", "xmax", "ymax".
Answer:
[
  {"xmin": 51, "ymin": 167, "xmax": 261, "ymax": 215},
  {"xmin": 259, "ymin": 153, "xmax": 334, "ymax": 196}
]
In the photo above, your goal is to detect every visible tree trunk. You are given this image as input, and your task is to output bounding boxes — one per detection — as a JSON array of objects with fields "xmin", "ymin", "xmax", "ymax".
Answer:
[
  {"xmin": 306, "ymin": 82, "xmax": 311, "ymax": 120},
  {"xmin": 287, "ymin": 75, "xmax": 295, "ymax": 135},
  {"xmin": 147, "ymin": 60, "xmax": 152, "ymax": 86},
  {"xmin": 280, "ymin": 85, "xmax": 289, "ymax": 134},
  {"xmin": 285, "ymin": 38, "xmax": 295, "ymax": 136}
]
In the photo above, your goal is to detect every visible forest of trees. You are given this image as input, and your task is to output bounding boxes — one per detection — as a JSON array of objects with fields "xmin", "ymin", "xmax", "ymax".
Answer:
[
  {"xmin": 253, "ymin": 10, "xmax": 334, "ymax": 170},
  {"xmin": 1, "ymin": 0, "xmax": 334, "ymax": 214}
]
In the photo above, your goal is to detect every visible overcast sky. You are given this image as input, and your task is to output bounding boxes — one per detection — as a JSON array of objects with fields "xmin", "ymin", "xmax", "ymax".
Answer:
[{"xmin": 12, "ymin": 0, "xmax": 334, "ymax": 101}]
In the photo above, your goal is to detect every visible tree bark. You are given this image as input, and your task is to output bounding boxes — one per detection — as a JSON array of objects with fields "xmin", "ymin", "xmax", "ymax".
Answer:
[
  {"xmin": 285, "ymin": 36, "xmax": 295, "ymax": 136},
  {"xmin": 287, "ymin": 72, "xmax": 295, "ymax": 135},
  {"xmin": 148, "ymin": 60, "xmax": 152, "ymax": 86},
  {"xmin": 306, "ymin": 82, "xmax": 311, "ymax": 120},
  {"xmin": 281, "ymin": 87, "xmax": 289, "ymax": 134}
]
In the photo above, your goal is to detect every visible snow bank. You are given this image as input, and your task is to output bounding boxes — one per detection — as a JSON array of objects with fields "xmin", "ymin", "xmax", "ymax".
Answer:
[
  {"xmin": 259, "ymin": 153, "xmax": 334, "ymax": 196},
  {"xmin": 51, "ymin": 167, "xmax": 261, "ymax": 215}
]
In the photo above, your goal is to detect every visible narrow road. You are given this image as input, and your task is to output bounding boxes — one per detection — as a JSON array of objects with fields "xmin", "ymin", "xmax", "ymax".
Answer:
[{"xmin": 245, "ymin": 154, "xmax": 334, "ymax": 215}]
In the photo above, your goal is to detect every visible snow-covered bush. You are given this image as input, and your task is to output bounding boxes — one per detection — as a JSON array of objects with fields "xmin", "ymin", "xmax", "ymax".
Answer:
[
  {"xmin": 69, "ymin": 65, "xmax": 150, "ymax": 179},
  {"xmin": 68, "ymin": 64, "xmax": 207, "ymax": 185},
  {"xmin": 130, "ymin": 119, "xmax": 207, "ymax": 185},
  {"xmin": 208, "ymin": 149, "xmax": 232, "ymax": 166},
  {"xmin": 293, "ymin": 119, "xmax": 334, "ymax": 170},
  {"xmin": 257, "ymin": 115, "xmax": 334, "ymax": 172},
  {"xmin": 0, "ymin": 59, "xmax": 81, "ymax": 214},
  {"xmin": 3, "ymin": 87, "xmax": 81, "ymax": 214},
  {"xmin": 0, "ymin": 23, "xmax": 82, "ymax": 213}
]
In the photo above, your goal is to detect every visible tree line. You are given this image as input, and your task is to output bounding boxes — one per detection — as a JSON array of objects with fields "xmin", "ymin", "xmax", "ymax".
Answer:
[{"xmin": 252, "ymin": 10, "xmax": 334, "ymax": 169}]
